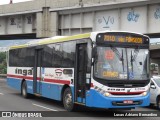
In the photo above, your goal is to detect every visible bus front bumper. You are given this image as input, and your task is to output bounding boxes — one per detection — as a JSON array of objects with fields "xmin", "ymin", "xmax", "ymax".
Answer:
[{"xmin": 86, "ymin": 89, "xmax": 150, "ymax": 109}]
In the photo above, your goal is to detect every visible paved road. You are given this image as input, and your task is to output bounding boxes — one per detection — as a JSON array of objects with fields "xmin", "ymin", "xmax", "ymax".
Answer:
[{"xmin": 0, "ymin": 78, "xmax": 159, "ymax": 120}]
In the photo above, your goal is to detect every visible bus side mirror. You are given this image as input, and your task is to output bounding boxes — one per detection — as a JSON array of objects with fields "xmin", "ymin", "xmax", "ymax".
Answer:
[
  {"xmin": 92, "ymin": 47, "xmax": 97, "ymax": 58},
  {"xmin": 92, "ymin": 47, "xmax": 97, "ymax": 66},
  {"xmin": 86, "ymin": 74, "xmax": 91, "ymax": 90}
]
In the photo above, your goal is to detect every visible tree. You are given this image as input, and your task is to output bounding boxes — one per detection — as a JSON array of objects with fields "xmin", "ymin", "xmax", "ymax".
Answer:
[
  {"xmin": 0, "ymin": 52, "xmax": 7, "ymax": 74},
  {"xmin": 0, "ymin": 52, "xmax": 6, "ymax": 63}
]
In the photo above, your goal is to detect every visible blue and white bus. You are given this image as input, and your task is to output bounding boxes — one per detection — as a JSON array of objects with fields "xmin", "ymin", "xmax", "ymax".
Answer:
[{"xmin": 7, "ymin": 31, "xmax": 150, "ymax": 111}]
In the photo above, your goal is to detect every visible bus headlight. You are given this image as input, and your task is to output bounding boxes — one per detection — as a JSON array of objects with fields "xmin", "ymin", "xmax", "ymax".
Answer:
[
  {"xmin": 104, "ymin": 92, "xmax": 110, "ymax": 97},
  {"xmin": 142, "ymin": 92, "xmax": 147, "ymax": 96}
]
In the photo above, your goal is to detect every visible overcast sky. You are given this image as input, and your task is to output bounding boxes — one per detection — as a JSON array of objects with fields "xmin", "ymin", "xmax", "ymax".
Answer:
[
  {"xmin": 150, "ymin": 38, "xmax": 160, "ymax": 43},
  {"xmin": 0, "ymin": 0, "xmax": 32, "ymax": 5}
]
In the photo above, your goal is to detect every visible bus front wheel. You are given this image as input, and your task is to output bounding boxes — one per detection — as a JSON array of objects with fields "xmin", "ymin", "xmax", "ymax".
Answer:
[
  {"xmin": 21, "ymin": 81, "xmax": 28, "ymax": 98},
  {"xmin": 63, "ymin": 87, "xmax": 75, "ymax": 111}
]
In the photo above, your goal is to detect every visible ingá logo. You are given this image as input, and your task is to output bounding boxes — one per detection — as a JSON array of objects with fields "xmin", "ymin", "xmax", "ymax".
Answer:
[{"xmin": 55, "ymin": 69, "xmax": 63, "ymax": 76}]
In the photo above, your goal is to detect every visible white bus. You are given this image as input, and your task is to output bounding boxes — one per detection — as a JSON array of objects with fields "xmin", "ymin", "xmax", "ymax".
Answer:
[{"xmin": 7, "ymin": 31, "xmax": 150, "ymax": 111}]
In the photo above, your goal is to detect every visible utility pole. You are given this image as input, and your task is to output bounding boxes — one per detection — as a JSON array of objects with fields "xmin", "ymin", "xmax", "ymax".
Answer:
[{"xmin": 10, "ymin": 0, "xmax": 13, "ymax": 4}]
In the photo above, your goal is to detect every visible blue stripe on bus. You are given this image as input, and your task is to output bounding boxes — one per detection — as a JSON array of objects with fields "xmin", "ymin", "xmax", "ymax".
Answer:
[
  {"xmin": 7, "ymin": 78, "xmax": 22, "ymax": 91},
  {"xmin": 7, "ymin": 77, "xmax": 74, "ymax": 101}
]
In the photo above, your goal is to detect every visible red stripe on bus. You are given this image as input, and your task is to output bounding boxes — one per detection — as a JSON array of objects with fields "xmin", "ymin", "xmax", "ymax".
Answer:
[
  {"xmin": 44, "ymin": 79, "xmax": 70, "ymax": 85},
  {"xmin": 7, "ymin": 74, "xmax": 33, "ymax": 80},
  {"xmin": 7, "ymin": 74, "xmax": 70, "ymax": 85}
]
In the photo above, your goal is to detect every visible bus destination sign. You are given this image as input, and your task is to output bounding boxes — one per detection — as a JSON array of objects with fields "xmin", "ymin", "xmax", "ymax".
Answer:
[
  {"xmin": 104, "ymin": 35, "xmax": 142, "ymax": 43},
  {"xmin": 96, "ymin": 32, "xmax": 149, "ymax": 45}
]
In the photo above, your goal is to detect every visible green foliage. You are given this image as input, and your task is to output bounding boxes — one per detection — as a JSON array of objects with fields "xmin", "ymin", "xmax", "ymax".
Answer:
[
  {"xmin": 150, "ymin": 64, "xmax": 155, "ymax": 71},
  {"xmin": 0, "ymin": 52, "xmax": 7, "ymax": 74},
  {"xmin": 0, "ymin": 52, "xmax": 6, "ymax": 63}
]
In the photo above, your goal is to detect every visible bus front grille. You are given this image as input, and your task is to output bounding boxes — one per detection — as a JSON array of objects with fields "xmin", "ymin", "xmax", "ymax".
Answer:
[{"xmin": 107, "ymin": 83, "xmax": 146, "ymax": 88}]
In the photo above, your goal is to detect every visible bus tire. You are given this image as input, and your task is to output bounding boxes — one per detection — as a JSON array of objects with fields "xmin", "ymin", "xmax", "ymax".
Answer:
[
  {"xmin": 21, "ymin": 81, "xmax": 29, "ymax": 98},
  {"xmin": 63, "ymin": 87, "xmax": 75, "ymax": 111}
]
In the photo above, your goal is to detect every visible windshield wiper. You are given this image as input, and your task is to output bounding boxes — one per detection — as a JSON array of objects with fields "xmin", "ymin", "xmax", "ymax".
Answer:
[
  {"xmin": 111, "ymin": 47, "xmax": 123, "ymax": 61},
  {"xmin": 122, "ymin": 49, "xmax": 124, "ymax": 72},
  {"xmin": 131, "ymin": 50, "xmax": 133, "ymax": 72},
  {"xmin": 131, "ymin": 48, "xmax": 139, "ymax": 62},
  {"xmin": 111, "ymin": 46, "xmax": 125, "ymax": 72},
  {"xmin": 130, "ymin": 48, "xmax": 139, "ymax": 72}
]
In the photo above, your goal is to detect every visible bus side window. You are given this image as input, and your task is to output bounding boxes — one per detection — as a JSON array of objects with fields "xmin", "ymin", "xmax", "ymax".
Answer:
[
  {"xmin": 62, "ymin": 41, "xmax": 75, "ymax": 68},
  {"xmin": 54, "ymin": 44, "xmax": 63, "ymax": 67},
  {"xmin": 55, "ymin": 44, "xmax": 61, "ymax": 51},
  {"xmin": 43, "ymin": 44, "xmax": 54, "ymax": 67},
  {"xmin": 9, "ymin": 47, "xmax": 35, "ymax": 67}
]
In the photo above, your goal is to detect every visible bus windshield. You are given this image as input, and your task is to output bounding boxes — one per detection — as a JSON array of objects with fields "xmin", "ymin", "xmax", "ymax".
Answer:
[{"xmin": 94, "ymin": 46, "xmax": 149, "ymax": 80}]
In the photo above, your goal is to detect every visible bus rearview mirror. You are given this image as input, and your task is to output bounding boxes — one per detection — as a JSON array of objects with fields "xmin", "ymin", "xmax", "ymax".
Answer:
[{"xmin": 92, "ymin": 47, "xmax": 97, "ymax": 58}]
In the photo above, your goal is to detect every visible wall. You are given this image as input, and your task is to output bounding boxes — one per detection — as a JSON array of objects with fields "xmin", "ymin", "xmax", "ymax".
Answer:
[{"xmin": 59, "ymin": 4, "xmax": 160, "ymax": 35}]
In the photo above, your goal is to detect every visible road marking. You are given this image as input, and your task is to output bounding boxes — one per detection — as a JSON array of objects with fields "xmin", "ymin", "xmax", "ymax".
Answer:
[
  {"xmin": 32, "ymin": 103, "xmax": 58, "ymax": 111},
  {"xmin": 0, "ymin": 93, "xmax": 4, "ymax": 95}
]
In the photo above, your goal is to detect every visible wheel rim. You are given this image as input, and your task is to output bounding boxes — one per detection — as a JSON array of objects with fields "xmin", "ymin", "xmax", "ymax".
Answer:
[{"xmin": 65, "ymin": 93, "xmax": 72, "ymax": 108}]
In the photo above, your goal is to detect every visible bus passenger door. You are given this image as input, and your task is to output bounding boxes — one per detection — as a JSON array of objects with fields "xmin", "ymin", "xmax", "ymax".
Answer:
[
  {"xmin": 75, "ymin": 43, "xmax": 87, "ymax": 104},
  {"xmin": 33, "ymin": 49, "xmax": 43, "ymax": 95}
]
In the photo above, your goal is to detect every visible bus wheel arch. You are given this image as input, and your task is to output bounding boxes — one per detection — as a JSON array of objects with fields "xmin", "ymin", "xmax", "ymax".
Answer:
[{"xmin": 62, "ymin": 86, "xmax": 75, "ymax": 111}]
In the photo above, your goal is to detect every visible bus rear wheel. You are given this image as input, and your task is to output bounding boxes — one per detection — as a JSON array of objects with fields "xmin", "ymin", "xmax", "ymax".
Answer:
[
  {"xmin": 21, "ymin": 81, "xmax": 28, "ymax": 98},
  {"xmin": 63, "ymin": 87, "xmax": 75, "ymax": 111}
]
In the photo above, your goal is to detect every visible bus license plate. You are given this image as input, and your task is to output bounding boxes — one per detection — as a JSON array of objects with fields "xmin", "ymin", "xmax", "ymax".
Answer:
[{"xmin": 123, "ymin": 100, "xmax": 133, "ymax": 104}]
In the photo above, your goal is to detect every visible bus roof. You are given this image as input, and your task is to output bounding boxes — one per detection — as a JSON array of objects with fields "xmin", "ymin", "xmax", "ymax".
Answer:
[{"xmin": 10, "ymin": 33, "xmax": 91, "ymax": 50}]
